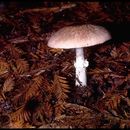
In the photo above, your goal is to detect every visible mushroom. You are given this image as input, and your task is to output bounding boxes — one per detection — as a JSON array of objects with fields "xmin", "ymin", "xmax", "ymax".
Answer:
[{"xmin": 47, "ymin": 24, "xmax": 111, "ymax": 87}]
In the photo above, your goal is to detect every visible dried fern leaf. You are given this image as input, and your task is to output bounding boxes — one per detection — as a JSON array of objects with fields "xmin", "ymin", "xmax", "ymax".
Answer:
[
  {"xmin": 45, "ymin": 82, "xmax": 54, "ymax": 94},
  {"xmin": 0, "ymin": 60, "xmax": 9, "ymax": 76},
  {"xmin": 51, "ymin": 74, "xmax": 70, "ymax": 118},
  {"xmin": 12, "ymin": 92, "xmax": 25, "ymax": 107},
  {"xmin": 54, "ymin": 102, "xmax": 65, "ymax": 117},
  {"xmin": 33, "ymin": 75, "xmax": 43, "ymax": 87},
  {"xmin": 6, "ymin": 44, "xmax": 23, "ymax": 59},
  {"xmin": 105, "ymin": 94, "xmax": 121, "ymax": 110},
  {"xmin": 43, "ymin": 101, "xmax": 53, "ymax": 121},
  {"xmin": 0, "ymin": 91, "xmax": 5, "ymax": 101},
  {"xmin": 25, "ymin": 75, "xmax": 43, "ymax": 100},
  {"xmin": 12, "ymin": 76, "xmax": 43, "ymax": 107},
  {"xmin": 2, "ymin": 77, "xmax": 14, "ymax": 93},
  {"xmin": 10, "ymin": 105, "xmax": 31, "ymax": 123},
  {"xmin": 9, "ymin": 120, "xmax": 24, "ymax": 128},
  {"xmin": 49, "ymin": 48, "xmax": 64, "ymax": 55},
  {"xmin": 53, "ymin": 74, "xmax": 69, "ymax": 101},
  {"xmin": 33, "ymin": 106, "xmax": 44, "ymax": 120},
  {"xmin": 16, "ymin": 59, "xmax": 29, "ymax": 74}
]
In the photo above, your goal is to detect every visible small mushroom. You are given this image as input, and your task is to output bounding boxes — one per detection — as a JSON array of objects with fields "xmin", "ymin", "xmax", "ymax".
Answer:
[{"xmin": 47, "ymin": 24, "xmax": 111, "ymax": 87}]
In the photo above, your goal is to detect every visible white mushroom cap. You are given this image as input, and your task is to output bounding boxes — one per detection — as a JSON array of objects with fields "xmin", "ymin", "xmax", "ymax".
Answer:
[{"xmin": 48, "ymin": 24, "xmax": 111, "ymax": 49}]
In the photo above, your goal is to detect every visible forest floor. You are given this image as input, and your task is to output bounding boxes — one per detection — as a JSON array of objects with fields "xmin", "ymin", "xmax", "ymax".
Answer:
[{"xmin": 0, "ymin": 1, "xmax": 130, "ymax": 128}]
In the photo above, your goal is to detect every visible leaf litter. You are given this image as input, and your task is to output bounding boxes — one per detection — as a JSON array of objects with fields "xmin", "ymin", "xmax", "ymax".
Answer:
[{"xmin": 0, "ymin": 1, "xmax": 130, "ymax": 128}]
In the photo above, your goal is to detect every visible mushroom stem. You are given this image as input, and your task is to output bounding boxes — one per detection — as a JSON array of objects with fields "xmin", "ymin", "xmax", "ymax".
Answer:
[{"xmin": 74, "ymin": 48, "xmax": 88, "ymax": 87}]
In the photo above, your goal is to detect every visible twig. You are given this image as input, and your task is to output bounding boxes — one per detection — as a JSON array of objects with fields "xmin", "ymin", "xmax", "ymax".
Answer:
[
  {"xmin": 8, "ymin": 36, "xmax": 30, "ymax": 44},
  {"xmin": 88, "ymin": 70, "xmax": 126, "ymax": 78},
  {"xmin": 17, "ymin": 3, "xmax": 76, "ymax": 15},
  {"xmin": 19, "ymin": 64, "xmax": 56, "ymax": 77},
  {"xmin": 8, "ymin": 34, "xmax": 46, "ymax": 44}
]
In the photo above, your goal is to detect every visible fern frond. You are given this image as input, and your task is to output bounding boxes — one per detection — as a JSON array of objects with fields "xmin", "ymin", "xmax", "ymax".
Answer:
[
  {"xmin": 6, "ymin": 44, "xmax": 23, "ymax": 59},
  {"xmin": 2, "ymin": 77, "xmax": 14, "ymax": 93},
  {"xmin": 54, "ymin": 102, "xmax": 65, "ymax": 117},
  {"xmin": 12, "ymin": 92, "xmax": 26, "ymax": 107},
  {"xmin": 12, "ymin": 76, "xmax": 43, "ymax": 107},
  {"xmin": 0, "ymin": 91, "xmax": 5, "ymax": 100},
  {"xmin": 9, "ymin": 120, "xmax": 23, "ymax": 128},
  {"xmin": 105, "ymin": 94, "xmax": 121, "ymax": 110},
  {"xmin": 33, "ymin": 75, "xmax": 43, "ymax": 87},
  {"xmin": 10, "ymin": 105, "xmax": 31, "ymax": 123},
  {"xmin": 34, "ymin": 105, "xmax": 44, "ymax": 119},
  {"xmin": 50, "ymin": 74, "xmax": 70, "ymax": 118},
  {"xmin": 25, "ymin": 75, "xmax": 43, "ymax": 100},
  {"xmin": 49, "ymin": 48, "xmax": 64, "ymax": 55},
  {"xmin": 0, "ymin": 60, "xmax": 9, "ymax": 76},
  {"xmin": 53, "ymin": 74, "xmax": 69, "ymax": 101},
  {"xmin": 43, "ymin": 101, "xmax": 53, "ymax": 121},
  {"xmin": 16, "ymin": 59, "xmax": 29, "ymax": 74}
]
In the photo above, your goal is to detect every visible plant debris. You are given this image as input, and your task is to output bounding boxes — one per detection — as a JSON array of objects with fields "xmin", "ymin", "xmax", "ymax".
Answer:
[{"xmin": 0, "ymin": 1, "xmax": 130, "ymax": 128}]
